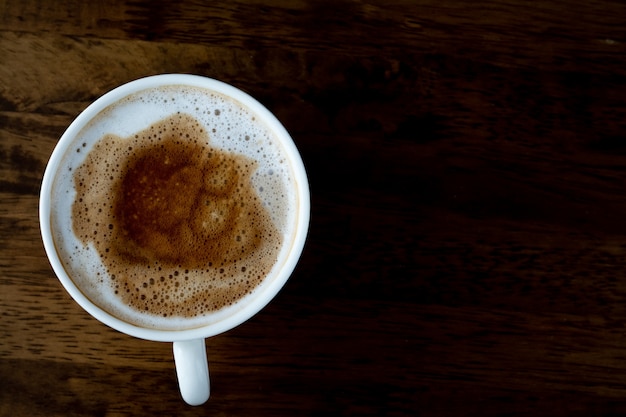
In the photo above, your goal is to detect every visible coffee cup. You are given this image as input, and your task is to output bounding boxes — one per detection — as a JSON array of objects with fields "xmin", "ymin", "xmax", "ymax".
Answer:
[{"xmin": 39, "ymin": 74, "xmax": 310, "ymax": 405}]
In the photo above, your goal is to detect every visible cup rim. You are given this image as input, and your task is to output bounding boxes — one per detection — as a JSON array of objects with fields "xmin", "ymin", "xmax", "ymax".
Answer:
[{"xmin": 39, "ymin": 74, "xmax": 310, "ymax": 342}]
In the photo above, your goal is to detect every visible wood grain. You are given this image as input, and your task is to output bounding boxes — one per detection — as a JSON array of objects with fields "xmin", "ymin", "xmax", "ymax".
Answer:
[{"xmin": 2, "ymin": 0, "xmax": 626, "ymax": 416}]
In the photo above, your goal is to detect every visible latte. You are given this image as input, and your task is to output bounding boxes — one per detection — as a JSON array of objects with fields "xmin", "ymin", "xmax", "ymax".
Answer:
[{"xmin": 50, "ymin": 85, "xmax": 298, "ymax": 330}]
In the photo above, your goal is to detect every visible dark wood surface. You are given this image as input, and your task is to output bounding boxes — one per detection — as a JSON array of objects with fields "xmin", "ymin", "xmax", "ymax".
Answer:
[{"xmin": 2, "ymin": 1, "xmax": 626, "ymax": 415}]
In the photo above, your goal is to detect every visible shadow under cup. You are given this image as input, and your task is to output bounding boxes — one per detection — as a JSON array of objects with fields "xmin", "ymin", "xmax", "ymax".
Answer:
[{"xmin": 39, "ymin": 74, "xmax": 310, "ymax": 404}]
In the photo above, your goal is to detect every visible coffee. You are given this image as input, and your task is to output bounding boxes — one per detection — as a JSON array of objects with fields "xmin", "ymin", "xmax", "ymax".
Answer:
[{"xmin": 50, "ymin": 85, "xmax": 298, "ymax": 330}]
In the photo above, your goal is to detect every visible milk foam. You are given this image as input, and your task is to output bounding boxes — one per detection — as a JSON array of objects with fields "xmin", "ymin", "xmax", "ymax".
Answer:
[{"xmin": 50, "ymin": 85, "xmax": 298, "ymax": 330}]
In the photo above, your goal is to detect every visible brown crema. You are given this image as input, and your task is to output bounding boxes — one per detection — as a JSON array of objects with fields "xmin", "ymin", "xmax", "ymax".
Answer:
[{"xmin": 71, "ymin": 113, "xmax": 282, "ymax": 320}]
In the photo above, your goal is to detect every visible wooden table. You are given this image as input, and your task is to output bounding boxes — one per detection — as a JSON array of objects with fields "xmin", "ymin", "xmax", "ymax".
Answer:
[{"xmin": 2, "ymin": 1, "xmax": 626, "ymax": 415}]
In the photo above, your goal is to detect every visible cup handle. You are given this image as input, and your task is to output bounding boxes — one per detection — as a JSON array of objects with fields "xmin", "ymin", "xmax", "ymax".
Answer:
[{"xmin": 173, "ymin": 339, "xmax": 210, "ymax": 406}]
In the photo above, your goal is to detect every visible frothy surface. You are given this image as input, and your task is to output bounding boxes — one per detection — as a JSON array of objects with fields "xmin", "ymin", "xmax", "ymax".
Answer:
[{"xmin": 50, "ymin": 85, "xmax": 297, "ymax": 330}]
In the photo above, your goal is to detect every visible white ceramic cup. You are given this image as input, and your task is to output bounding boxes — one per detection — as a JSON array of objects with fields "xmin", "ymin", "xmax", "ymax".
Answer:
[{"xmin": 39, "ymin": 74, "xmax": 310, "ymax": 406}]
